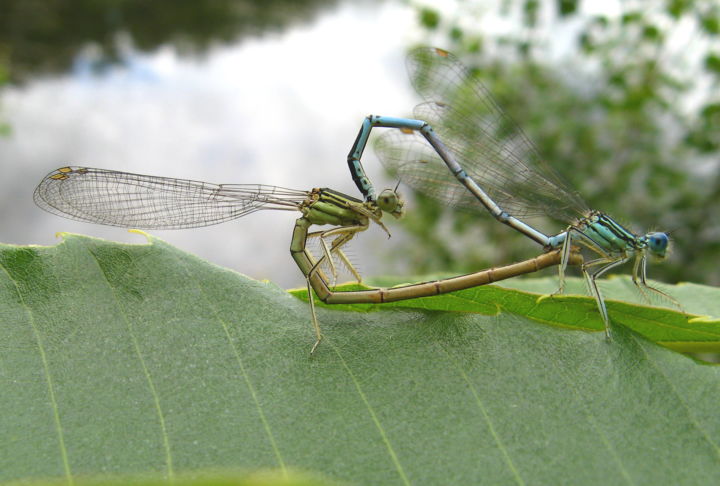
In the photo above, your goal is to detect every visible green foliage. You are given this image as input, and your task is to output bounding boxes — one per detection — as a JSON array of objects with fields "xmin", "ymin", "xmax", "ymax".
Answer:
[
  {"xmin": 2, "ymin": 234, "xmax": 720, "ymax": 484},
  {"xmin": 557, "ymin": 0, "xmax": 578, "ymax": 17},
  {"xmin": 292, "ymin": 275, "xmax": 720, "ymax": 354},
  {"xmin": 418, "ymin": 7, "xmax": 440, "ymax": 30},
  {"xmin": 393, "ymin": 0, "xmax": 720, "ymax": 286}
]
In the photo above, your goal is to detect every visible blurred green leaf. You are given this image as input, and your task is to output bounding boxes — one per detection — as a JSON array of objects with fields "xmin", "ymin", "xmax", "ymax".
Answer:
[
  {"xmin": 705, "ymin": 52, "xmax": 720, "ymax": 74},
  {"xmin": 418, "ymin": 7, "xmax": 440, "ymax": 30},
  {"xmin": 642, "ymin": 23, "xmax": 663, "ymax": 42},
  {"xmin": 667, "ymin": 0, "xmax": 690, "ymax": 18},
  {"xmin": 449, "ymin": 26, "xmax": 463, "ymax": 41},
  {"xmin": 687, "ymin": 102, "xmax": 720, "ymax": 152},
  {"xmin": 701, "ymin": 12, "xmax": 720, "ymax": 34},
  {"xmin": 557, "ymin": 0, "xmax": 578, "ymax": 16},
  {"xmin": 3, "ymin": 234, "xmax": 720, "ymax": 484},
  {"xmin": 523, "ymin": 0, "xmax": 540, "ymax": 27},
  {"xmin": 621, "ymin": 11, "xmax": 642, "ymax": 24}
]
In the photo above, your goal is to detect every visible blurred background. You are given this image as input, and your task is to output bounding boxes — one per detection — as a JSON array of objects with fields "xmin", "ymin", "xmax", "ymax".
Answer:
[{"xmin": 1, "ymin": 0, "xmax": 719, "ymax": 288}]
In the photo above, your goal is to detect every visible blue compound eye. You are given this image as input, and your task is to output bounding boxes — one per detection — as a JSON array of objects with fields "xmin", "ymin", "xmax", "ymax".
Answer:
[{"xmin": 647, "ymin": 232, "xmax": 669, "ymax": 257}]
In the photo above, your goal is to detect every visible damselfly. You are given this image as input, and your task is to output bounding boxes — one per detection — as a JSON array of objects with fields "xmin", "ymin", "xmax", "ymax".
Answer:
[
  {"xmin": 35, "ymin": 166, "xmax": 580, "ymax": 353},
  {"xmin": 347, "ymin": 47, "xmax": 673, "ymax": 338}
]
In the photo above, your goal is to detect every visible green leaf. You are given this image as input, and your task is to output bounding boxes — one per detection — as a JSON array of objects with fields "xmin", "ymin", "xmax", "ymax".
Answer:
[
  {"xmin": 705, "ymin": 52, "xmax": 720, "ymax": 74},
  {"xmin": 418, "ymin": 8, "xmax": 440, "ymax": 30},
  {"xmin": 556, "ymin": 0, "xmax": 578, "ymax": 16},
  {"xmin": 666, "ymin": 0, "xmax": 690, "ymax": 19},
  {"xmin": 701, "ymin": 13, "xmax": 720, "ymax": 35},
  {"xmin": 523, "ymin": 0, "xmax": 540, "ymax": 28},
  {"xmin": 3, "ymin": 234, "xmax": 720, "ymax": 484},
  {"xmin": 293, "ymin": 274, "xmax": 720, "ymax": 353},
  {"xmin": 621, "ymin": 11, "xmax": 642, "ymax": 25},
  {"xmin": 642, "ymin": 24, "xmax": 663, "ymax": 43}
]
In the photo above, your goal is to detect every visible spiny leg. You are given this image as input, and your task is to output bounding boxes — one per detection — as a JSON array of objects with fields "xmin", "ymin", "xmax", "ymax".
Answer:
[
  {"xmin": 630, "ymin": 255, "xmax": 655, "ymax": 303},
  {"xmin": 555, "ymin": 229, "xmax": 576, "ymax": 295},
  {"xmin": 304, "ymin": 225, "xmax": 364, "ymax": 354},
  {"xmin": 307, "ymin": 227, "xmax": 354, "ymax": 285},
  {"xmin": 333, "ymin": 243, "xmax": 362, "ymax": 283},
  {"xmin": 319, "ymin": 233, "xmax": 339, "ymax": 284},
  {"xmin": 306, "ymin": 276, "xmax": 322, "ymax": 355},
  {"xmin": 327, "ymin": 228, "xmax": 366, "ymax": 283},
  {"xmin": 557, "ymin": 226, "xmax": 611, "ymax": 292},
  {"xmin": 291, "ymin": 217, "xmax": 324, "ymax": 354},
  {"xmin": 632, "ymin": 253, "xmax": 684, "ymax": 314},
  {"xmin": 538, "ymin": 228, "xmax": 580, "ymax": 302},
  {"xmin": 310, "ymin": 224, "xmax": 367, "ymax": 287},
  {"xmin": 582, "ymin": 256, "xmax": 630, "ymax": 340},
  {"xmin": 321, "ymin": 226, "xmax": 362, "ymax": 285}
]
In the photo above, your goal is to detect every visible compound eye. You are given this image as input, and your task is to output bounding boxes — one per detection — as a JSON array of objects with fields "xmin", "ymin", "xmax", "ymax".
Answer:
[
  {"xmin": 647, "ymin": 232, "xmax": 669, "ymax": 257},
  {"xmin": 377, "ymin": 189, "xmax": 399, "ymax": 213}
]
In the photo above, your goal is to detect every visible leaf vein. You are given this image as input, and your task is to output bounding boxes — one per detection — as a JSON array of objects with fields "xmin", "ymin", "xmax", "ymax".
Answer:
[
  {"xmin": 0, "ymin": 259, "xmax": 75, "ymax": 484},
  {"xmin": 331, "ymin": 342, "xmax": 411, "ymax": 486},
  {"xmin": 83, "ymin": 243, "xmax": 175, "ymax": 480},
  {"xmin": 174, "ymin": 255, "xmax": 288, "ymax": 476},
  {"xmin": 630, "ymin": 332, "xmax": 720, "ymax": 459},
  {"xmin": 438, "ymin": 343, "xmax": 526, "ymax": 486}
]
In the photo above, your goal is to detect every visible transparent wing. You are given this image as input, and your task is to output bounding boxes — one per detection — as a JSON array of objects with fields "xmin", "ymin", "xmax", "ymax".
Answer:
[
  {"xmin": 375, "ymin": 129, "xmax": 483, "ymax": 210},
  {"xmin": 34, "ymin": 167, "xmax": 309, "ymax": 229},
  {"xmin": 377, "ymin": 46, "xmax": 588, "ymax": 222}
]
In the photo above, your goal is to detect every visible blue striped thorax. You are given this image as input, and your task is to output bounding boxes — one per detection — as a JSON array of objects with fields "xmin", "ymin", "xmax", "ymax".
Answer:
[
  {"xmin": 577, "ymin": 211, "xmax": 641, "ymax": 254},
  {"xmin": 575, "ymin": 211, "xmax": 669, "ymax": 259}
]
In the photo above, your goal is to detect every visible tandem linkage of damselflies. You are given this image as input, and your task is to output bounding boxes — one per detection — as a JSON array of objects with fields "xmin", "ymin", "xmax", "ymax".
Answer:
[
  {"xmin": 347, "ymin": 46, "xmax": 679, "ymax": 340},
  {"xmin": 33, "ymin": 48, "xmax": 671, "ymax": 351},
  {"xmin": 34, "ymin": 166, "xmax": 579, "ymax": 353}
]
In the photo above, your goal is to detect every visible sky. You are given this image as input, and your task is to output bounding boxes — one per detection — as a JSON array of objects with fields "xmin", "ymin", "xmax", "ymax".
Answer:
[
  {"xmin": 0, "ymin": 1, "xmax": 423, "ymax": 287},
  {"xmin": 3, "ymin": 0, "xmax": 699, "ymax": 288}
]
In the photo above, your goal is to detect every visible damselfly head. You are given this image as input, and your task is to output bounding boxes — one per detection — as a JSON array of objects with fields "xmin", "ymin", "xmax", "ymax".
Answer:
[
  {"xmin": 645, "ymin": 232, "xmax": 669, "ymax": 259},
  {"xmin": 377, "ymin": 188, "xmax": 405, "ymax": 219}
]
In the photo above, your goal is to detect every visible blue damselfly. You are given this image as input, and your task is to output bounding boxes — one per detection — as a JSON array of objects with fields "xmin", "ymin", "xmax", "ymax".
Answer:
[{"xmin": 346, "ymin": 47, "xmax": 673, "ymax": 338}]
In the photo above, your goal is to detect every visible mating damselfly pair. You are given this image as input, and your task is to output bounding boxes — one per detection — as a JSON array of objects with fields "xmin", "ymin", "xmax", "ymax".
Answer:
[
  {"xmin": 35, "ymin": 166, "xmax": 577, "ymax": 353},
  {"xmin": 34, "ymin": 47, "xmax": 672, "ymax": 352}
]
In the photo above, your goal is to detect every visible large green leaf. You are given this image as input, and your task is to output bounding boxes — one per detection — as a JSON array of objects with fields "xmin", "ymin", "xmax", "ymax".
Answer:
[
  {"xmin": 291, "ymin": 273, "xmax": 720, "ymax": 353},
  {"xmin": 2, "ymin": 234, "xmax": 719, "ymax": 485}
]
